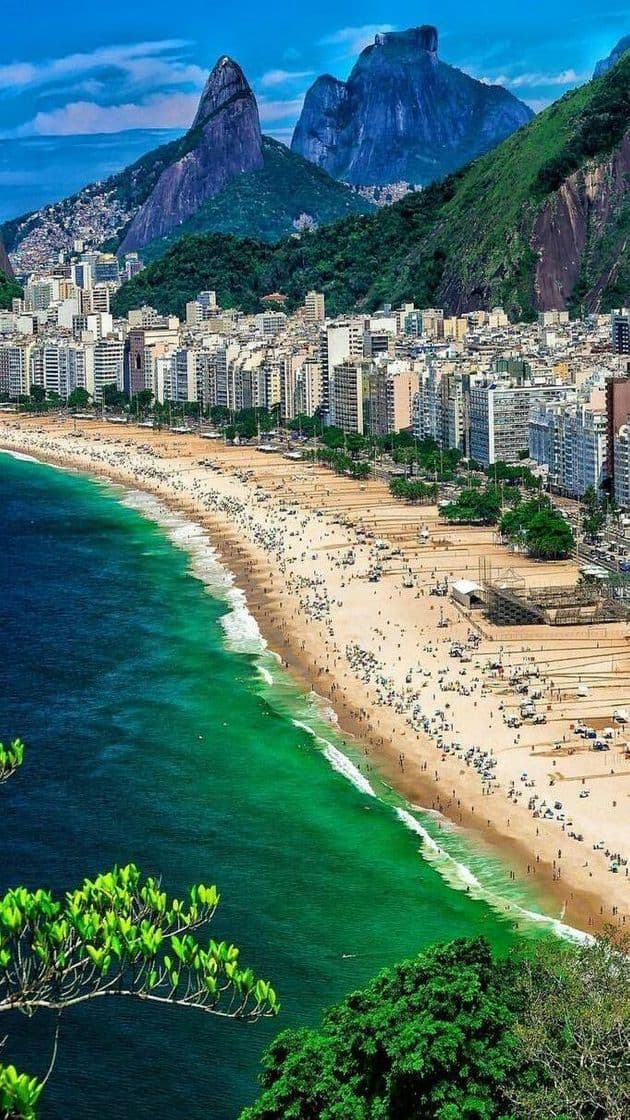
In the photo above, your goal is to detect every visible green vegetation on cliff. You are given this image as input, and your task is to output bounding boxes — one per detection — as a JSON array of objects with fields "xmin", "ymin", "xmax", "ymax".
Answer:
[
  {"xmin": 141, "ymin": 138, "xmax": 374, "ymax": 260},
  {"xmin": 113, "ymin": 53, "xmax": 630, "ymax": 321}
]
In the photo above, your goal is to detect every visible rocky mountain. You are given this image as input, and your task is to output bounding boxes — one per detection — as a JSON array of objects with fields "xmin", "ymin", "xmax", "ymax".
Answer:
[
  {"xmin": 2, "ymin": 58, "xmax": 372, "ymax": 272},
  {"xmin": 291, "ymin": 26, "xmax": 533, "ymax": 186},
  {"xmin": 594, "ymin": 35, "xmax": 630, "ymax": 76},
  {"xmin": 0, "ymin": 235, "xmax": 13, "ymax": 279},
  {"xmin": 113, "ymin": 52, "xmax": 630, "ymax": 321},
  {"xmin": 120, "ymin": 59, "xmax": 264, "ymax": 253}
]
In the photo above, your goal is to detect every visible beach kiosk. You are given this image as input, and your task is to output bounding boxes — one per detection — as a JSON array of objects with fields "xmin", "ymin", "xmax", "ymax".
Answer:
[{"xmin": 451, "ymin": 579, "xmax": 484, "ymax": 610}]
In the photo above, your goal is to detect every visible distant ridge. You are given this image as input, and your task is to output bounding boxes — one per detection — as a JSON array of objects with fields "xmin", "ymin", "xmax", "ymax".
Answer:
[
  {"xmin": 0, "ymin": 234, "xmax": 14, "ymax": 279},
  {"xmin": 2, "ymin": 58, "xmax": 373, "ymax": 269},
  {"xmin": 292, "ymin": 26, "xmax": 532, "ymax": 186},
  {"xmin": 113, "ymin": 52, "xmax": 630, "ymax": 321},
  {"xmin": 594, "ymin": 34, "xmax": 630, "ymax": 76}
]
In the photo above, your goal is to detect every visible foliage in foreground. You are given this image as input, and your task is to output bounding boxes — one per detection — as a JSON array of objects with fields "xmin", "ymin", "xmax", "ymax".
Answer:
[
  {"xmin": 242, "ymin": 934, "xmax": 629, "ymax": 1120},
  {"xmin": 1, "ymin": 730, "xmax": 278, "ymax": 1120},
  {"xmin": 0, "ymin": 741, "xmax": 24, "ymax": 785}
]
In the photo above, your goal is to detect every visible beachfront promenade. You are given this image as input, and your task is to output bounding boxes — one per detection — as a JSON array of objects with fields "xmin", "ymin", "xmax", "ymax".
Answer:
[{"xmin": 2, "ymin": 415, "xmax": 628, "ymax": 934}]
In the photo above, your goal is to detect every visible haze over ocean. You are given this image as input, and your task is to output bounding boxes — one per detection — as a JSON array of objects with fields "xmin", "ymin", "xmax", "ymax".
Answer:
[{"xmin": 0, "ymin": 452, "xmax": 531, "ymax": 1118}]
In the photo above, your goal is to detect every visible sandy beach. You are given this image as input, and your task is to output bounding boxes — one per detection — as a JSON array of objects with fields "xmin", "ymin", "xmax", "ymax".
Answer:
[{"xmin": 2, "ymin": 414, "xmax": 628, "ymax": 935}]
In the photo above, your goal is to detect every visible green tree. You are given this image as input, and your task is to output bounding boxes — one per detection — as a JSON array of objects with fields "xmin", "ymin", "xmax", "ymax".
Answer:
[
  {"xmin": 581, "ymin": 486, "xmax": 606, "ymax": 542},
  {"xmin": 29, "ymin": 387, "xmax": 45, "ymax": 405},
  {"xmin": 500, "ymin": 499, "xmax": 574, "ymax": 560},
  {"xmin": 443, "ymin": 485, "xmax": 502, "ymax": 525},
  {"xmin": 134, "ymin": 388, "xmax": 154, "ymax": 412},
  {"xmin": 102, "ymin": 384, "xmax": 128, "ymax": 409},
  {"xmin": 509, "ymin": 934, "xmax": 629, "ymax": 1120},
  {"xmin": 242, "ymin": 935, "xmax": 629, "ymax": 1120},
  {"xmin": 67, "ymin": 388, "xmax": 91, "ymax": 410},
  {"xmin": 241, "ymin": 938, "xmax": 525, "ymax": 1120}
]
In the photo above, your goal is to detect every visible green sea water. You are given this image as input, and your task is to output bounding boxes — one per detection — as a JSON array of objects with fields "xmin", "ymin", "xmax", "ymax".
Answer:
[{"xmin": 0, "ymin": 451, "xmax": 559, "ymax": 1119}]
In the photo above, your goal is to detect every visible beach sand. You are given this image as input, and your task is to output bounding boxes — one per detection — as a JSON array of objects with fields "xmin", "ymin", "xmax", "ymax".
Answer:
[{"xmin": 2, "ymin": 414, "xmax": 628, "ymax": 935}]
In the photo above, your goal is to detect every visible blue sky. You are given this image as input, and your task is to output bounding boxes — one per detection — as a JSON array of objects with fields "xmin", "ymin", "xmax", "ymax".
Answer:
[{"xmin": 0, "ymin": 2, "xmax": 627, "ymax": 143}]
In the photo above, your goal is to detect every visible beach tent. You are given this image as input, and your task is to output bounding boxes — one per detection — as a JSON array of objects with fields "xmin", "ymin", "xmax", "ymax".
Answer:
[{"xmin": 451, "ymin": 579, "xmax": 484, "ymax": 609}]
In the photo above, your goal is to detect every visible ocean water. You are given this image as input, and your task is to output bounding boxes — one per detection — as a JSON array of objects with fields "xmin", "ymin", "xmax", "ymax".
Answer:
[
  {"xmin": 0, "ymin": 131, "xmax": 182, "ymax": 222},
  {"xmin": 0, "ymin": 453, "xmax": 548, "ymax": 1119}
]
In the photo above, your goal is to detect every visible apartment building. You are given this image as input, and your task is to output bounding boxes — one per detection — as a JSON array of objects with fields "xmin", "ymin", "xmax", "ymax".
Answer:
[
  {"xmin": 320, "ymin": 319, "xmax": 364, "ymax": 418},
  {"xmin": 469, "ymin": 383, "xmax": 574, "ymax": 466},
  {"xmin": 304, "ymin": 291, "xmax": 325, "ymax": 323},
  {"xmin": 529, "ymin": 398, "xmax": 608, "ymax": 496}
]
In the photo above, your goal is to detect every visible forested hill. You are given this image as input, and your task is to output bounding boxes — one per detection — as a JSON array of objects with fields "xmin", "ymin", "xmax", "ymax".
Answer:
[{"xmin": 112, "ymin": 52, "xmax": 630, "ymax": 322}]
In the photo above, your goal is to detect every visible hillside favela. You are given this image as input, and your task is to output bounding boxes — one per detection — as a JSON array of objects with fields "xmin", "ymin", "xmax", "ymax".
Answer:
[{"xmin": 0, "ymin": 7, "xmax": 628, "ymax": 1120}]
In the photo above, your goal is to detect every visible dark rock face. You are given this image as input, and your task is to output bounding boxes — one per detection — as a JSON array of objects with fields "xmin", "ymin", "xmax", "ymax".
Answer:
[
  {"xmin": 532, "ymin": 129, "xmax": 630, "ymax": 311},
  {"xmin": 292, "ymin": 26, "xmax": 532, "ymax": 186},
  {"xmin": 120, "ymin": 57, "xmax": 264, "ymax": 252},
  {"xmin": 594, "ymin": 35, "xmax": 630, "ymax": 77},
  {"xmin": 0, "ymin": 235, "xmax": 13, "ymax": 278}
]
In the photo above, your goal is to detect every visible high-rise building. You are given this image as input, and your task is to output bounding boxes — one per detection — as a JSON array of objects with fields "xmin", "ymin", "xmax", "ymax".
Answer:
[
  {"xmin": 93, "ymin": 338, "xmax": 124, "ymax": 402},
  {"xmin": 613, "ymin": 423, "xmax": 630, "ymax": 509},
  {"xmin": 469, "ymin": 384, "xmax": 575, "ymax": 466},
  {"xmin": 612, "ymin": 311, "xmax": 630, "ymax": 355},
  {"xmin": 529, "ymin": 398, "xmax": 608, "ymax": 496},
  {"xmin": 605, "ymin": 374, "xmax": 630, "ymax": 486},
  {"xmin": 304, "ymin": 291, "xmax": 325, "ymax": 323},
  {"xmin": 320, "ymin": 319, "xmax": 364, "ymax": 419},
  {"xmin": 330, "ymin": 361, "xmax": 365, "ymax": 435},
  {"xmin": 364, "ymin": 364, "xmax": 419, "ymax": 435}
]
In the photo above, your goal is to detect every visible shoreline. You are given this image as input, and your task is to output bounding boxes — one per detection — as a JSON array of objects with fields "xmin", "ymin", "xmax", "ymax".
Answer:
[{"xmin": 2, "ymin": 417, "xmax": 628, "ymax": 936}]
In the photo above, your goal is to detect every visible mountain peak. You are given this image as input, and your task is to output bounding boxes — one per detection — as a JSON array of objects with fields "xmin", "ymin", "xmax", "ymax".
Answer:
[
  {"xmin": 373, "ymin": 25, "xmax": 438, "ymax": 53},
  {"xmin": 120, "ymin": 56, "xmax": 263, "ymax": 253},
  {"xmin": 594, "ymin": 34, "xmax": 630, "ymax": 77},
  {"xmin": 291, "ymin": 25, "xmax": 532, "ymax": 186},
  {"xmin": 192, "ymin": 56, "xmax": 255, "ymax": 129}
]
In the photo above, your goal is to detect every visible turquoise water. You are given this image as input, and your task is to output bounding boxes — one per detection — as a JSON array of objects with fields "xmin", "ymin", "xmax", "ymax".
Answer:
[{"xmin": 0, "ymin": 452, "xmax": 546, "ymax": 1118}]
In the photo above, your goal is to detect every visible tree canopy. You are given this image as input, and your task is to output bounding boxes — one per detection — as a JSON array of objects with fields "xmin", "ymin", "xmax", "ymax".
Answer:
[
  {"xmin": 241, "ymin": 934, "xmax": 629, "ymax": 1120},
  {"xmin": 0, "ymin": 740, "xmax": 24, "ymax": 786},
  {"xmin": 442, "ymin": 486, "xmax": 502, "ymax": 525},
  {"xmin": 500, "ymin": 499, "xmax": 575, "ymax": 559}
]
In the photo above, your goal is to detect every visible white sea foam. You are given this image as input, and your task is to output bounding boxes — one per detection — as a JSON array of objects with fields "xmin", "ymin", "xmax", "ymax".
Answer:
[
  {"xmin": 120, "ymin": 489, "xmax": 267, "ymax": 656},
  {"xmin": 1, "ymin": 448, "xmax": 39, "ymax": 463},
  {"xmin": 395, "ymin": 808, "xmax": 441, "ymax": 853},
  {"xmin": 293, "ymin": 719, "xmax": 376, "ymax": 797},
  {"xmin": 395, "ymin": 807, "xmax": 593, "ymax": 942},
  {"xmin": 257, "ymin": 664, "xmax": 274, "ymax": 686}
]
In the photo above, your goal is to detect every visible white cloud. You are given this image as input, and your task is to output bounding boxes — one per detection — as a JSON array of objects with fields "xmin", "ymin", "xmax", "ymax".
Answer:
[
  {"xmin": 257, "ymin": 96, "xmax": 305, "ymax": 124},
  {"xmin": 475, "ymin": 67, "xmax": 585, "ymax": 90},
  {"xmin": 0, "ymin": 40, "xmax": 202, "ymax": 95},
  {"xmin": 509, "ymin": 68, "xmax": 584, "ymax": 88},
  {"xmin": 319, "ymin": 24, "xmax": 397, "ymax": 58},
  {"xmin": 11, "ymin": 92, "xmax": 199, "ymax": 136},
  {"xmin": 259, "ymin": 68, "xmax": 313, "ymax": 89}
]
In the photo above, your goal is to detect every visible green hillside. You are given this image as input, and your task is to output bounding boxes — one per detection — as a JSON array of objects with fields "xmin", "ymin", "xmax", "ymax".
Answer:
[
  {"xmin": 141, "ymin": 138, "xmax": 374, "ymax": 260},
  {"xmin": 113, "ymin": 54, "xmax": 630, "ymax": 321}
]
